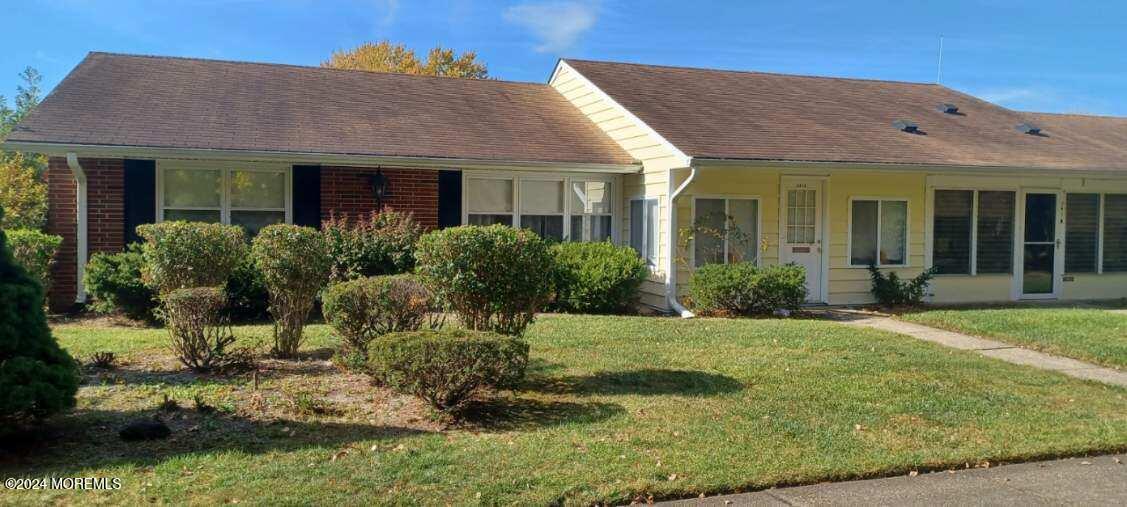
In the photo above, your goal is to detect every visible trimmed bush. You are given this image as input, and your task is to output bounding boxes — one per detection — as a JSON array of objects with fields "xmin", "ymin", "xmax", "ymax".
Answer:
[
  {"xmin": 7, "ymin": 229, "xmax": 62, "ymax": 300},
  {"xmin": 136, "ymin": 221, "xmax": 247, "ymax": 293},
  {"xmin": 368, "ymin": 329, "xmax": 529, "ymax": 412},
  {"xmin": 0, "ymin": 207, "xmax": 79, "ymax": 425},
  {"xmin": 251, "ymin": 224, "xmax": 331, "ymax": 358},
  {"xmin": 322, "ymin": 274, "xmax": 437, "ymax": 358},
  {"xmin": 323, "ymin": 210, "xmax": 423, "ymax": 282},
  {"xmin": 84, "ymin": 244, "xmax": 158, "ymax": 322},
  {"xmin": 161, "ymin": 287, "xmax": 236, "ymax": 372},
  {"xmin": 869, "ymin": 265, "xmax": 937, "ymax": 306},
  {"xmin": 415, "ymin": 225, "xmax": 553, "ymax": 335},
  {"xmin": 224, "ymin": 258, "xmax": 270, "ymax": 323},
  {"xmin": 689, "ymin": 263, "xmax": 806, "ymax": 316},
  {"xmin": 551, "ymin": 241, "xmax": 648, "ymax": 314}
]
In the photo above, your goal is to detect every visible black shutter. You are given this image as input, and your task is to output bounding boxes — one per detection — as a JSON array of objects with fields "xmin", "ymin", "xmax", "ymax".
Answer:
[
  {"xmin": 292, "ymin": 165, "xmax": 321, "ymax": 229},
  {"xmin": 123, "ymin": 159, "xmax": 156, "ymax": 246},
  {"xmin": 438, "ymin": 170, "xmax": 462, "ymax": 228}
]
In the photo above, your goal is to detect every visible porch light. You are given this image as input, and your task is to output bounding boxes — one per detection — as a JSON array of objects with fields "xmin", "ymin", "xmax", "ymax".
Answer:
[{"xmin": 370, "ymin": 168, "xmax": 390, "ymax": 208}]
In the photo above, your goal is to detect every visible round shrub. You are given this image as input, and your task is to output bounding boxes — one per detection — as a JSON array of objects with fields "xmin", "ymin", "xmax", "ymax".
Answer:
[
  {"xmin": 84, "ymin": 244, "xmax": 158, "ymax": 322},
  {"xmin": 323, "ymin": 210, "xmax": 423, "ymax": 282},
  {"xmin": 322, "ymin": 274, "xmax": 436, "ymax": 358},
  {"xmin": 6, "ymin": 229, "xmax": 62, "ymax": 298},
  {"xmin": 161, "ymin": 286, "xmax": 235, "ymax": 372},
  {"xmin": 551, "ymin": 241, "xmax": 648, "ymax": 314},
  {"xmin": 251, "ymin": 224, "xmax": 331, "ymax": 358},
  {"xmin": 136, "ymin": 221, "xmax": 247, "ymax": 293},
  {"xmin": 368, "ymin": 329, "xmax": 529, "ymax": 412},
  {"xmin": 689, "ymin": 263, "xmax": 806, "ymax": 316},
  {"xmin": 0, "ymin": 207, "xmax": 78, "ymax": 425},
  {"xmin": 415, "ymin": 225, "xmax": 553, "ymax": 336}
]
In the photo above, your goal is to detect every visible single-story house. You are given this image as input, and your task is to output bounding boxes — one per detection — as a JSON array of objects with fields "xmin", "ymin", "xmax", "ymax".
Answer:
[{"xmin": 5, "ymin": 52, "xmax": 1127, "ymax": 313}]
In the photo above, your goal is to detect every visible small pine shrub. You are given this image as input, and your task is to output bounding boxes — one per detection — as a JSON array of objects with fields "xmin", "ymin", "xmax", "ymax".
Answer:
[
  {"xmin": 415, "ymin": 225, "xmax": 553, "ymax": 336},
  {"xmin": 0, "ymin": 207, "xmax": 79, "ymax": 425},
  {"xmin": 322, "ymin": 274, "xmax": 438, "ymax": 359},
  {"xmin": 136, "ymin": 222, "xmax": 247, "ymax": 293},
  {"xmin": 550, "ymin": 241, "xmax": 648, "ymax": 314},
  {"xmin": 368, "ymin": 329, "xmax": 529, "ymax": 412},
  {"xmin": 251, "ymin": 224, "xmax": 331, "ymax": 358},
  {"xmin": 6, "ymin": 229, "xmax": 62, "ymax": 300},
  {"xmin": 868, "ymin": 265, "xmax": 937, "ymax": 306},
  {"xmin": 689, "ymin": 263, "xmax": 807, "ymax": 316},
  {"xmin": 323, "ymin": 210, "xmax": 423, "ymax": 282},
  {"xmin": 84, "ymin": 244, "xmax": 158, "ymax": 322}
]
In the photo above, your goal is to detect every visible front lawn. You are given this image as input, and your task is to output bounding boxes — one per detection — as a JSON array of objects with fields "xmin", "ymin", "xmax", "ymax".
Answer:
[
  {"xmin": 901, "ymin": 308, "xmax": 1127, "ymax": 369},
  {"xmin": 4, "ymin": 315, "xmax": 1126, "ymax": 505}
]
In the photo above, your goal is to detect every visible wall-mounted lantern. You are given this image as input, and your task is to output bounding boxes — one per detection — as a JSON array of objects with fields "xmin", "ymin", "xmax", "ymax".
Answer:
[{"xmin": 369, "ymin": 168, "xmax": 390, "ymax": 208}]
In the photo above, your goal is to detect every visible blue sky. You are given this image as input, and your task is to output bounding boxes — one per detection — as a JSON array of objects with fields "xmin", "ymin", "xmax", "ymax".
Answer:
[{"xmin": 4, "ymin": 0, "xmax": 1126, "ymax": 115}]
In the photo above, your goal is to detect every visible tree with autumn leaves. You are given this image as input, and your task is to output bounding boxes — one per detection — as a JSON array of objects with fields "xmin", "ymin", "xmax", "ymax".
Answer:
[
  {"xmin": 0, "ymin": 67, "xmax": 48, "ymax": 231},
  {"xmin": 322, "ymin": 41, "xmax": 488, "ymax": 79}
]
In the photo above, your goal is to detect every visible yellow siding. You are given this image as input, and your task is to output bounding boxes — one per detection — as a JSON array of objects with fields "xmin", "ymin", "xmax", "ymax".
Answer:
[{"xmin": 1063, "ymin": 274, "xmax": 1127, "ymax": 301}]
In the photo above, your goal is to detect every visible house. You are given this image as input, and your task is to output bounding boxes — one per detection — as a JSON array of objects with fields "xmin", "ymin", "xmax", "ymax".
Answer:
[{"xmin": 5, "ymin": 52, "xmax": 1127, "ymax": 313}]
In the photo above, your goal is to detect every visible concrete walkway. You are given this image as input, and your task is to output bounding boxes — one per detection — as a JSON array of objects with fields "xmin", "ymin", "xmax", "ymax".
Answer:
[
  {"xmin": 660, "ymin": 453, "xmax": 1127, "ymax": 506},
  {"xmin": 820, "ymin": 310, "xmax": 1127, "ymax": 388}
]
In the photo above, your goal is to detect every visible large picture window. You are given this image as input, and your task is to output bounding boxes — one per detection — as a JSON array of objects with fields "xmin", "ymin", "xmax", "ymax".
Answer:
[
  {"xmin": 463, "ymin": 174, "xmax": 614, "ymax": 242},
  {"xmin": 849, "ymin": 198, "xmax": 908, "ymax": 267},
  {"xmin": 931, "ymin": 189, "xmax": 1015, "ymax": 275},
  {"xmin": 630, "ymin": 198, "xmax": 658, "ymax": 266},
  {"xmin": 692, "ymin": 198, "xmax": 759, "ymax": 267},
  {"xmin": 159, "ymin": 164, "xmax": 289, "ymax": 236}
]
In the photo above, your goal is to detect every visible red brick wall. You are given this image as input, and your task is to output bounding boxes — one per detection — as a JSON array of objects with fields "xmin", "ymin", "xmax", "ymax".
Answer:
[
  {"xmin": 320, "ymin": 166, "xmax": 439, "ymax": 229},
  {"xmin": 45, "ymin": 157, "xmax": 125, "ymax": 312}
]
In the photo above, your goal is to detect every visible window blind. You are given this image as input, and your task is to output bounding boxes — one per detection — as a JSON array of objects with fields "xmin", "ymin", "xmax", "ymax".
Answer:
[
  {"xmin": 1065, "ymin": 194, "xmax": 1100, "ymax": 273},
  {"xmin": 933, "ymin": 190, "xmax": 973, "ymax": 274},
  {"xmin": 976, "ymin": 191, "xmax": 1015, "ymax": 274}
]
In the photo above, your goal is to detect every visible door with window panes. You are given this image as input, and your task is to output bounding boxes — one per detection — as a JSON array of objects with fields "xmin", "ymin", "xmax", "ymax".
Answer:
[{"xmin": 781, "ymin": 179, "xmax": 823, "ymax": 303}]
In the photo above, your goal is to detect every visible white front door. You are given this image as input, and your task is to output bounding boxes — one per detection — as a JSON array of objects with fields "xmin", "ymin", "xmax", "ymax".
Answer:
[{"xmin": 781, "ymin": 179, "xmax": 825, "ymax": 303}]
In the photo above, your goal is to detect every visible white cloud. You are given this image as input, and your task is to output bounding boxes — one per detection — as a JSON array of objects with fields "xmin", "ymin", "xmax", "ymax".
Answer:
[
  {"xmin": 375, "ymin": 0, "xmax": 399, "ymax": 28},
  {"xmin": 977, "ymin": 87, "xmax": 1045, "ymax": 105},
  {"xmin": 503, "ymin": 1, "xmax": 597, "ymax": 53}
]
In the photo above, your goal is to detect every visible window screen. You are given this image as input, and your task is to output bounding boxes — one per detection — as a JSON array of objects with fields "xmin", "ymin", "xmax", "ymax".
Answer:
[
  {"xmin": 933, "ymin": 190, "xmax": 973, "ymax": 274},
  {"xmin": 1104, "ymin": 194, "xmax": 1127, "ymax": 272},
  {"xmin": 849, "ymin": 200, "xmax": 879, "ymax": 266},
  {"xmin": 1065, "ymin": 194, "xmax": 1100, "ymax": 273},
  {"xmin": 976, "ymin": 191, "xmax": 1015, "ymax": 274}
]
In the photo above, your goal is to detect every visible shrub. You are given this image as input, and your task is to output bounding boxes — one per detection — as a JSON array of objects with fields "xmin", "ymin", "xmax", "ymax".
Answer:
[
  {"xmin": 6, "ymin": 229, "xmax": 62, "ymax": 299},
  {"xmin": 84, "ymin": 244, "xmax": 158, "ymax": 322},
  {"xmin": 0, "ymin": 206, "xmax": 78, "ymax": 425},
  {"xmin": 161, "ymin": 287, "xmax": 237, "ymax": 372},
  {"xmin": 322, "ymin": 274, "xmax": 438, "ymax": 359},
  {"xmin": 323, "ymin": 210, "xmax": 423, "ymax": 282},
  {"xmin": 415, "ymin": 225, "xmax": 553, "ymax": 335},
  {"xmin": 689, "ymin": 263, "xmax": 806, "ymax": 316},
  {"xmin": 0, "ymin": 153, "xmax": 48, "ymax": 231},
  {"xmin": 223, "ymin": 258, "xmax": 270, "ymax": 323},
  {"xmin": 251, "ymin": 224, "xmax": 331, "ymax": 358},
  {"xmin": 368, "ymin": 329, "xmax": 529, "ymax": 412},
  {"xmin": 136, "ymin": 221, "xmax": 247, "ymax": 293},
  {"xmin": 550, "ymin": 241, "xmax": 648, "ymax": 314},
  {"xmin": 869, "ymin": 265, "xmax": 937, "ymax": 306}
]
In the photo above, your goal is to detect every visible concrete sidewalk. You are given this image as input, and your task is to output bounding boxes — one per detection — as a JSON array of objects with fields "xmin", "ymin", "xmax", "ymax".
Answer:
[
  {"xmin": 661, "ymin": 454, "xmax": 1127, "ymax": 506},
  {"xmin": 821, "ymin": 310, "xmax": 1127, "ymax": 388}
]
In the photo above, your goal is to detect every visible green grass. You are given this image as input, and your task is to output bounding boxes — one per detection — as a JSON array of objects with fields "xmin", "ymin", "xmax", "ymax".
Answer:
[
  {"xmin": 4, "ymin": 315, "xmax": 1127, "ymax": 505},
  {"xmin": 901, "ymin": 308, "xmax": 1127, "ymax": 369}
]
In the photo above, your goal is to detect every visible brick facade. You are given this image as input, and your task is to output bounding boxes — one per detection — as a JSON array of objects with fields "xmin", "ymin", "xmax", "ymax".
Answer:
[
  {"xmin": 320, "ymin": 166, "xmax": 439, "ymax": 229},
  {"xmin": 45, "ymin": 157, "xmax": 125, "ymax": 312}
]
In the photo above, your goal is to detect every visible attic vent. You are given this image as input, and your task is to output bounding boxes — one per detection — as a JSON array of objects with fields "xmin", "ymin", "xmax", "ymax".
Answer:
[
  {"xmin": 937, "ymin": 103, "xmax": 959, "ymax": 114},
  {"xmin": 1016, "ymin": 123, "xmax": 1042, "ymax": 135},
  {"xmin": 892, "ymin": 120, "xmax": 919, "ymax": 133}
]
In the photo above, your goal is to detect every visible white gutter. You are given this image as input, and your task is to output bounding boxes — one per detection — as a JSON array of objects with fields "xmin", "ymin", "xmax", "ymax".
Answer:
[
  {"xmin": 65, "ymin": 153, "xmax": 88, "ymax": 303},
  {"xmin": 666, "ymin": 165, "xmax": 697, "ymax": 318}
]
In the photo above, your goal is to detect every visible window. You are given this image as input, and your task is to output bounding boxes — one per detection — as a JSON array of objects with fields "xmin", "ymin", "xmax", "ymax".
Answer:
[
  {"xmin": 159, "ymin": 165, "xmax": 289, "ymax": 236},
  {"xmin": 850, "ymin": 198, "xmax": 907, "ymax": 267},
  {"xmin": 464, "ymin": 174, "xmax": 614, "ymax": 242},
  {"xmin": 1066, "ymin": 194, "xmax": 1100, "ymax": 273},
  {"xmin": 785, "ymin": 189, "xmax": 817, "ymax": 244},
  {"xmin": 630, "ymin": 198, "xmax": 658, "ymax": 266},
  {"xmin": 931, "ymin": 189, "xmax": 1015, "ymax": 275},
  {"xmin": 1104, "ymin": 194, "xmax": 1127, "ymax": 272},
  {"xmin": 693, "ymin": 198, "xmax": 759, "ymax": 267}
]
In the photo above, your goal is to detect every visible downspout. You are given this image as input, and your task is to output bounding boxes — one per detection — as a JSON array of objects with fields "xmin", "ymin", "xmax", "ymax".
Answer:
[
  {"xmin": 666, "ymin": 165, "xmax": 697, "ymax": 318},
  {"xmin": 65, "ymin": 153, "xmax": 88, "ymax": 303}
]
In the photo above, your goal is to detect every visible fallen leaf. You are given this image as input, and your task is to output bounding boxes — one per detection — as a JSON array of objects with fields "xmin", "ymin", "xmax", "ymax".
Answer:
[
  {"xmin": 668, "ymin": 473, "xmax": 678, "ymax": 481},
  {"xmin": 908, "ymin": 471, "xmax": 918, "ymax": 477}
]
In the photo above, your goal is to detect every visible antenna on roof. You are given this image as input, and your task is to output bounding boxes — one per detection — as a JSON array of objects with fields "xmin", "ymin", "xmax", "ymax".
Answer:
[{"xmin": 936, "ymin": 35, "xmax": 944, "ymax": 84}]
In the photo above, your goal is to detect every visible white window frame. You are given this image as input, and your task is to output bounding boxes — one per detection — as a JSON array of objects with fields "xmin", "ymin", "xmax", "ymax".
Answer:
[
  {"xmin": 461, "ymin": 170, "xmax": 618, "ymax": 243},
  {"xmin": 847, "ymin": 196, "xmax": 910, "ymax": 268},
  {"xmin": 690, "ymin": 195, "xmax": 763, "ymax": 268},
  {"xmin": 927, "ymin": 187, "xmax": 1017, "ymax": 276},
  {"xmin": 630, "ymin": 197, "xmax": 660, "ymax": 266},
  {"xmin": 569, "ymin": 180, "xmax": 615, "ymax": 242},
  {"xmin": 155, "ymin": 160, "xmax": 293, "ymax": 228}
]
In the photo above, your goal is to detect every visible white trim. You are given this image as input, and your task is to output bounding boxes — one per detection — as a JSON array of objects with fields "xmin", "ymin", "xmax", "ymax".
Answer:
[
  {"xmin": 461, "ymin": 169, "xmax": 619, "ymax": 243},
  {"xmin": 65, "ymin": 153, "xmax": 88, "ymax": 303},
  {"xmin": 689, "ymin": 195, "xmax": 763, "ymax": 268},
  {"xmin": 846, "ymin": 196, "xmax": 911, "ymax": 268},
  {"xmin": 550, "ymin": 60, "xmax": 692, "ymax": 168},
  {"xmin": 155, "ymin": 160, "xmax": 292, "ymax": 232},
  {"xmin": 693, "ymin": 156, "xmax": 1127, "ymax": 178}
]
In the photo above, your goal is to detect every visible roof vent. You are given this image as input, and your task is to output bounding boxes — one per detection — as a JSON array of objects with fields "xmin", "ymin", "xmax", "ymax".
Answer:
[
  {"xmin": 937, "ymin": 103, "xmax": 959, "ymax": 114},
  {"xmin": 892, "ymin": 120, "xmax": 919, "ymax": 133},
  {"xmin": 1016, "ymin": 123, "xmax": 1043, "ymax": 135}
]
